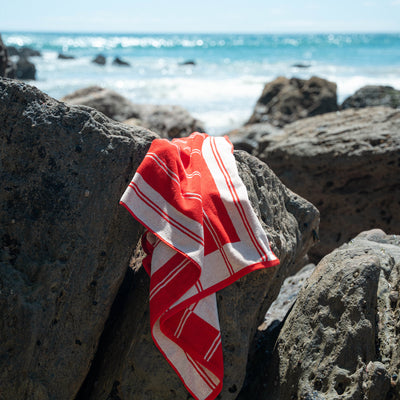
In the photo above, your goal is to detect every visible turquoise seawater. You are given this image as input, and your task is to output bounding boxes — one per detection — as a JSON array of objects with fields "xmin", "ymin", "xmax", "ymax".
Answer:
[{"xmin": 3, "ymin": 32, "xmax": 400, "ymax": 134}]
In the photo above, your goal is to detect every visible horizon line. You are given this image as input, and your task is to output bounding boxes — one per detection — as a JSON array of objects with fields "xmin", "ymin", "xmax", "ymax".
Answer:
[{"xmin": 2, "ymin": 29, "xmax": 400, "ymax": 36}]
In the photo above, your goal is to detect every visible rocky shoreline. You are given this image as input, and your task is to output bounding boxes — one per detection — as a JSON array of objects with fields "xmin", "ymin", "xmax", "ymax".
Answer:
[{"xmin": 1, "ymin": 32, "xmax": 400, "ymax": 400}]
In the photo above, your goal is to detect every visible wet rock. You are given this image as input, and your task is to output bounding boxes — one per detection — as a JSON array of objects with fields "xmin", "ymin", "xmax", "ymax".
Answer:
[
  {"xmin": 0, "ymin": 78, "xmax": 158, "ymax": 399},
  {"xmin": 179, "ymin": 60, "xmax": 196, "ymax": 66},
  {"xmin": 246, "ymin": 76, "xmax": 338, "ymax": 127},
  {"xmin": 62, "ymin": 86, "xmax": 205, "ymax": 138},
  {"xmin": 92, "ymin": 54, "xmax": 106, "ymax": 65},
  {"xmin": 112, "ymin": 57, "xmax": 130, "ymax": 66},
  {"xmin": 78, "ymin": 151, "xmax": 320, "ymax": 400},
  {"xmin": 255, "ymin": 106, "xmax": 400, "ymax": 261},
  {"xmin": 58, "ymin": 53, "xmax": 75, "ymax": 60},
  {"xmin": 342, "ymin": 85, "xmax": 400, "ymax": 110},
  {"xmin": 257, "ymin": 229, "xmax": 400, "ymax": 400}
]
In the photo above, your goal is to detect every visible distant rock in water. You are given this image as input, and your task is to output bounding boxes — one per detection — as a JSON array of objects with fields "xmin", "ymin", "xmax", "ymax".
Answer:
[
  {"xmin": 179, "ymin": 60, "xmax": 196, "ymax": 66},
  {"xmin": 246, "ymin": 76, "xmax": 338, "ymax": 127},
  {"xmin": 112, "ymin": 57, "xmax": 130, "ymax": 66},
  {"xmin": 58, "ymin": 53, "xmax": 75, "ymax": 60},
  {"xmin": 341, "ymin": 85, "xmax": 400, "ymax": 109},
  {"xmin": 16, "ymin": 56, "xmax": 36, "ymax": 80},
  {"xmin": 92, "ymin": 54, "xmax": 106, "ymax": 65},
  {"xmin": 291, "ymin": 63, "xmax": 310, "ymax": 68}
]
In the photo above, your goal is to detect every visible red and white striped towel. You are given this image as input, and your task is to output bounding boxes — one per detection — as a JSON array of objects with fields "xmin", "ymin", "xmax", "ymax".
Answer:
[{"xmin": 120, "ymin": 132, "xmax": 279, "ymax": 400}]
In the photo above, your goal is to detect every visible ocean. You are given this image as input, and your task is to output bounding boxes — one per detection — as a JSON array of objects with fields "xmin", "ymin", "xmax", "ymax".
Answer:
[{"xmin": 3, "ymin": 31, "xmax": 400, "ymax": 135}]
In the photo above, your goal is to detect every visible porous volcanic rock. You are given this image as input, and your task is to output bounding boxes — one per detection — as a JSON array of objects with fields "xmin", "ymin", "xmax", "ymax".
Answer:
[
  {"xmin": 77, "ymin": 151, "xmax": 320, "ymax": 400},
  {"xmin": 255, "ymin": 106, "xmax": 400, "ymax": 261},
  {"xmin": 258, "ymin": 229, "xmax": 400, "ymax": 400},
  {"xmin": 246, "ymin": 76, "xmax": 338, "ymax": 127},
  {"xmin": 342, "ymin": 85, "xmax": 400, "ymax": 110},
  {"xmin": 62, "ymin": 86, "xmax": 205, "ymax": 138},
  {"xmin": 0, "ymin": 78, "xmax": 158, "ymax": 399}
]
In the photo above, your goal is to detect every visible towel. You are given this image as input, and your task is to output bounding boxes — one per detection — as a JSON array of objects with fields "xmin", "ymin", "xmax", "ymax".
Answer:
[{"xmin": 120, "ymin": 132, "xmax": 279, "ymax": 400}]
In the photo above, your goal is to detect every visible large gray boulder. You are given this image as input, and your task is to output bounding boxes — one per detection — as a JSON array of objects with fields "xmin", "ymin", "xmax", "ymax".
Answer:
[
  {"xmin": 255, "ymin": 106, "xmax": 400, "ymax": 261},
  {"xmin": 342, "ymin": 85, "xmax": 400, "ymax": 110},
  {"xmin": 76, "ymin": 151, "xmax": 320, "ymax": 400},
  {"xmin": 246, "ymin": 76, "xmax": 338, "ymax": 127},
  {"xmin": 256, "ymin": 229, "xmax": 400, "ymax": 400},
  {"xmin": 0, "ymin": 78, "xmax": 158, "ymax": 399},
  {"xmin": 62, "ymin": 86, "xmax": 205, "ymax": 138}
]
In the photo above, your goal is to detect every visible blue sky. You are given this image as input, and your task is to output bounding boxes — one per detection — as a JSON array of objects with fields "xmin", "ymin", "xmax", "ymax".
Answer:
[{"xmin": 1, "ymin": 0, "xmax": 399, "ymax": 33}]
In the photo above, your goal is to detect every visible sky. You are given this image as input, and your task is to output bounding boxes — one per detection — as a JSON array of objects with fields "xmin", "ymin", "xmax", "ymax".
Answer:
[{"xmin": 1, "ymin": 0, "xmax": 399, "ymax": 33}]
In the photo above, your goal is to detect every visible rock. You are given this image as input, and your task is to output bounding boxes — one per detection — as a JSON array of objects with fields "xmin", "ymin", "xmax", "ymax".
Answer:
[
  {"xmin": 0, "ymin": 78, "xmax": 158, "ymax": 399},
  {"xmin": 227, "ymin": 122, "xmax": 283, "ymax": 154},
  {"xmin": 92, "ymin": 54, "xmax": 106, "ymax": 65},
  {"xmin": 62, "ymin": 86, "xmax": 140, "ymax": 122},
  {"xmin": 19, "ymin": 46, "xmax": 42, "ymax": 57},
  {"xmin": 255, "ymin": 106, "xmax": 400, "ymax": 261},
  {"xmin": 259, "ymin": 263, "xmax": 316, "ymax": 331},
  {"xmin": 6, "ymin": 45, "xmax": 19, "ymax": 56},
  {"xmin": 238, "ymin": 263, "xmax": 316, "ymax": 400},
  {"xmin": 179, "ymin": 60, "xmax": 196, "ymax": 66},
  {"xmin": 122, "ymin": 117, "xmax": 149, "ymax": 129},
  {"xmin": 62, "ymin": 86, "xmax": 205, "ymax": 138},
  {"xmin": 75, "ymin": 151, "xmax": 320, "ymax": 400},
  {"xmin": 291, "ymin": 63, "xmax": 310, "ymax": 69},
  {"xmin": 15, "ymin": 56, "xmax": 36, "ymax": 80},
  {"xmin": 246, "ymin": 76, "xmax": 338, "ymax": 127},
  {"xmin": 342, "ymin": 85, "xmax": 400, "ymax": 110},
  {"xmin": 130, "ymin": 103, "xmax": 205, "ymax": 139},
  {"xmin": 254, "ymin": 229, "xmax": 400, "ymax": 400},
  {"xmin": 112, "ymin": 57, "xmax": 130, "ymax": 66},
  {"xmin": 0, "ymin": 34, "xmax": 8, "ymax": 76},
  {"xmin": 58, "ymin": 53, "xmax": 75, "ymax": 60},
  {"xmin": 5, "ymin": 60, "xmax": 17, "ymax": 78},
  {"xmin": 5, "ymin": 46, "xmax": 42, "ymax": 58}
]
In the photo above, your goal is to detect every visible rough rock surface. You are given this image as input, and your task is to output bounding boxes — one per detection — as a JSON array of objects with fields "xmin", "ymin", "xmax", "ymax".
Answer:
[
  {"xmin": 256, "ymin": 229, "xmax": 400, "ymax": 400},
  {"xmin": 77, "ymin": 151, "xmax": 320, "ymax": 400},
  {"xmin": 0, "ymin": 78, "xmax": 158, "ymax": 399},
  {"xmin": 256, "ymin": 106, "xmax": 400, "ymax": 261},
  {"xmin": 227, "ymin": 122, "xmax": 283, "ymax": 154},
  {"xmin": 342, "ymin": 85, "xmax": 400, "ymax": 110},
  {"xmin": 62, "ymin": 86, "xmax": 205, "ymax": 138},
  {"xmin": 246, "ymin": 76, "xmax": 338, "ymax": 127}
]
